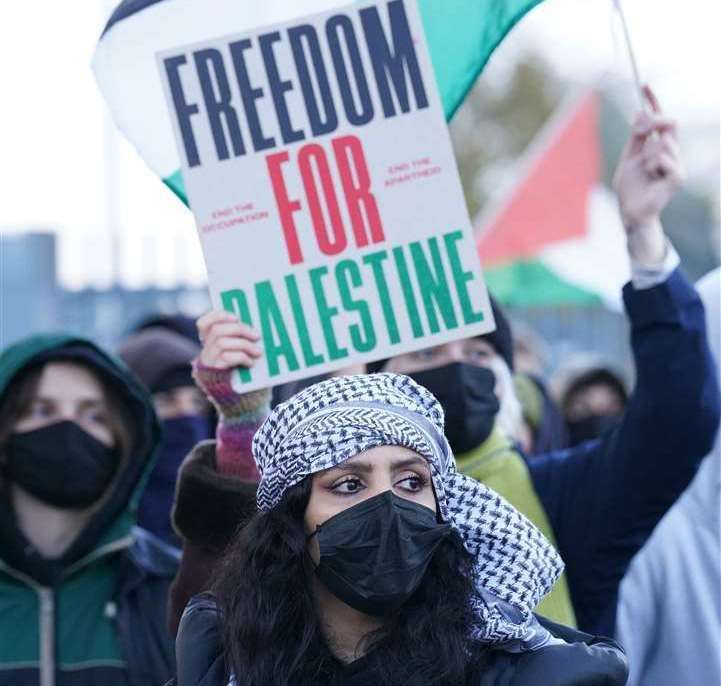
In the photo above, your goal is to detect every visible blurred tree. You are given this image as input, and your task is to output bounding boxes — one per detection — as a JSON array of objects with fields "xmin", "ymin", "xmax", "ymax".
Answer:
[
  {"xmin": 662, "ymin": 190, "xmax": 719, "ymax": 280},
  {"xmin": 450, "ymin": 55, "xmax": 561, "ymax": 217}
]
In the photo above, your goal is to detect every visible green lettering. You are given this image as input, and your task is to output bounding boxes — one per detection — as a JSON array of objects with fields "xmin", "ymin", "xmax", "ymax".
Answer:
[
  {"xmin": 309, "ymin": 266, "xmax": 349, "ymax": 361},
  {"xmin": 444, "ymin": 230, "xmax": 485, "ymax": 324},
  {"xmin": 220, "ymin": 289, "xmax": 253, "ymax": 384},
  {"xmin": 336, "ymin": 259, "xmax": 376, "ymax": 353},
  {"xmin": 254, "ymin": 280, "xmax": 300, "ymax": 377},
  {"xmin": 410, "ymin": 237, "xmax": 458, "ymax": 334},
  {"xmin": 392, "ymin": 246, "xmax": 424, "ymax": 338},
  {"xmin": 285, "ymin": 274, "xmax": 325, "ymax": 367},
  {"xmin": 362, "ymin": 250, "xmax": 400, "ymax": 345}
]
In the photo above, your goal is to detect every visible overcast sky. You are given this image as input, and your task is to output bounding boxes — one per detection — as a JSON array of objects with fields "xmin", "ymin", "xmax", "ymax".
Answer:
[{"xmin": 1, "ymin": 0, "xmax": 718, "ymax": 289}]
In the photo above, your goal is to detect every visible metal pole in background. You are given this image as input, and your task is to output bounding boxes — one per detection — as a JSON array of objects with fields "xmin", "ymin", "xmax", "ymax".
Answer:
[{"xmin": 100, "ymin": 0, "xmax": 122, "ymax": 287}]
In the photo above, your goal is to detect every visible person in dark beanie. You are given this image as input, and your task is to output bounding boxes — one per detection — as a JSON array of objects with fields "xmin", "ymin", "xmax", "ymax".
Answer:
[
  {"xmin": 133, "ymin": 313, "xmax": 201, "ymax": 345},
  {"xmin": 0, "ymin": 334, "xmax": 177, "ymax": 685},
  {"xmin": 482, "ymin": 297, "xmax": 515, "ymax": 370},
  {"xmin": 118, "ymin": 327, "xmax": 212, "ymax": 546}
]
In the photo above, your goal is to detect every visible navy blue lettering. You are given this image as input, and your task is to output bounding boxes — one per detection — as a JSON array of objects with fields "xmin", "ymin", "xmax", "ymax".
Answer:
[
  {"xmin": 193, "ymin": 48, "xmax": 245, "ymax": 160},
  {"xmin": 259, "ymin": 31, "xmax": 305, "ymax": 145},
  {"xmin": 193, "ymin": 49, "xmax": 245, "ymax": 160},
  {"xmin": 360, "ymin": 0, "xmax": 428, "ymax": 117},
  {"xmin": 326, "ymin": 15, "xmax": 374, "ymax": 126},
  {"xmin": 288, "ymin": 25, "xmax": 338, "ymax": 137},
  {"xmin": 229, "ymin": 39, "xmax": 276, "ymax": 151},
  {"xmin": 164, "ymin": 55, "xmax": 201, "ymax": 167}
]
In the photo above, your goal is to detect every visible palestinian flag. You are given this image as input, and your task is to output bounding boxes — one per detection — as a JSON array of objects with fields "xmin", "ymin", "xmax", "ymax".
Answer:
[
  {"xmin": 93, "ymin": 0, "xmax": 543, "ymax": 205},
  {"xmin": 477, "ymin": 91, "xmax": 630, "ymax": 310}
]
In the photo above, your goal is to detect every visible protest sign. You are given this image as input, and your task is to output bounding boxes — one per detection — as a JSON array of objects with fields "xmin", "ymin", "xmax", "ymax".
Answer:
[{"xmin": 158, "ymin": 0, "xmax": 495, "ymax": 391}]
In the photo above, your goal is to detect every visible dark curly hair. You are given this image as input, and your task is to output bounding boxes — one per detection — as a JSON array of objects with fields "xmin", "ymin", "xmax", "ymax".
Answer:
[{"xmin": 213, "ymin": 479, "xmax": 488, "ymax": 685}]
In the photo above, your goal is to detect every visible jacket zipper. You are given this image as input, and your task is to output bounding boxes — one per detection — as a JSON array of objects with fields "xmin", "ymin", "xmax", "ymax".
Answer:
[
  {"xmin": 0, "ymin": 561, "xmax": 56, "ymax": 685},
  {"xmin": 38, "ymin": 587, "xmax": 55, "ymax": 686},
  {"xmin": 0, "ymin": 535, "xmax": 134, "ymax": 685}
]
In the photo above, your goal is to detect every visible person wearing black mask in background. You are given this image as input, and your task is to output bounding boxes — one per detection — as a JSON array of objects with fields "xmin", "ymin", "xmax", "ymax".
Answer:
[
  {"xmin": 557, "ymin": 365, "xmax": 628, "ymax": 447},
  {"xmin": 366, "ymin": 88, "xmax": 720, "ymax": 636},
  {"xmin": 0, "ymin": 334, "xmax": 176, "ymax": 685},
  {"xmin": 118, "ymin": 327, "xmax": 212, "ymax": 547}
]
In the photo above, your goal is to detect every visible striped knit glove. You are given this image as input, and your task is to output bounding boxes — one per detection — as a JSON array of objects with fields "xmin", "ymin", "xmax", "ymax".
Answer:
[{"xmin": 192, "ymin": 359, "xmax": 270, "ymax": 480}]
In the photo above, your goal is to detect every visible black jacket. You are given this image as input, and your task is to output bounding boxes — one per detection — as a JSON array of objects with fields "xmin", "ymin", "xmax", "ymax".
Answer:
[
  {"xmin": 117, "ymin": 528, "xmax": 179, "ymax": 686},
  {"xmin": 171, "ymin": 594, "xmax": 628, "ymax": 686}
]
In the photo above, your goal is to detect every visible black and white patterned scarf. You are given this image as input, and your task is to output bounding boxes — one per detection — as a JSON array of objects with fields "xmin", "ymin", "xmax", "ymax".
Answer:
[{"xmin": 252, "ymin": 373, "xmax": 564, "ymax": 646}]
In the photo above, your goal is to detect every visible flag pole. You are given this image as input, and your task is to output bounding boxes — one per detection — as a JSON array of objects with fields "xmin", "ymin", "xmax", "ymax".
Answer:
[
  {"xmin": 613, "ymin": 0, "xmax": 647, "ymax": 111},
  {"xmin": 613, "ymin": 0, "xmax": 666, "ymax": 178}
]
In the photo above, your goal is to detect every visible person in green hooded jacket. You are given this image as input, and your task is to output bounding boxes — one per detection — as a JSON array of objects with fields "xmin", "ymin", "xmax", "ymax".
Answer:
[{"xmin": 0, "ymin": 334, "xmax": 178, "ymax": 686}]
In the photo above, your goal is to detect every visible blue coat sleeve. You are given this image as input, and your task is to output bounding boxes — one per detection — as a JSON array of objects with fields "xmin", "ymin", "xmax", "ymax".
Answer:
[{"xmin": 529, "ymin": 269, "xmax": 720, "ymax": 635}]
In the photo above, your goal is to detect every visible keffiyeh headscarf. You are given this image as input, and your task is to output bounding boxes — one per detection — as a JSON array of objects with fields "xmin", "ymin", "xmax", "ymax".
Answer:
[{"xmin": 252, "ymin": 373, "xmax": 564, "ymax": 645}]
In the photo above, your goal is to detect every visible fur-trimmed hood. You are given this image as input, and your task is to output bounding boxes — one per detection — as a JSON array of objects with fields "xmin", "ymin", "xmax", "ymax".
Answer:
[{"xmin": 172, "ymin": 440, "xmax": 258, "ymax": 549}]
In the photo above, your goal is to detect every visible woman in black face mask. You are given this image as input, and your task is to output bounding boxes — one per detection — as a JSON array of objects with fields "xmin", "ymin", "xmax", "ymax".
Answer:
[
  {"xmin": 171, "ymin": 324, "xmax": 628, "ymax": 686},
  {"xmin": 0, "ymin": 335, "xmax": 177, "ymax": 686}
]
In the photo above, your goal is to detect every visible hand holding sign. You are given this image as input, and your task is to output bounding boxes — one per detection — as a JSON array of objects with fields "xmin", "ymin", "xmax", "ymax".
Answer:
[
  {"xmin": 197, "ymin": 311, "xmax": 263, "ymax": 370},
  {"xmin": 613, "ymin": 85, "xmax": 685, "ymax": 266}
]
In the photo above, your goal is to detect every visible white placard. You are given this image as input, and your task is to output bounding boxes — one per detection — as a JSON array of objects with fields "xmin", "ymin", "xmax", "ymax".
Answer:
[{"xmin": 158, "ymin": 0, "xmax": 494, "ymax": 391}]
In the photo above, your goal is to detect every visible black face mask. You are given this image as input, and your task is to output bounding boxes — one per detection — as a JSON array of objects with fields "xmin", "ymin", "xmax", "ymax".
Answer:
[
  {"xmin": 153, "ymin": 415, "xmax": 210, "ymax": 485},
  {"xmin": 310, "ymin": 491, "xmax": 451, "ymax": 617},
  {"xmin": 567, "ymin": 414, "xmax": 621, "ymax": 447},
  {"xmin": 409, "ymin": 363, "xmax": 499, "ymax": 455},
  {"xmin": 3, "ymin": 421, "xmax": 120, "ymax": 508}
]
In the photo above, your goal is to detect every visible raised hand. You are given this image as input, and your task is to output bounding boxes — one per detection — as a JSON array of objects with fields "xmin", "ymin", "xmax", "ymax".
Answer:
[{"xmin": 612, "ymin": 85, "xmax": 685, "ymax": 265}]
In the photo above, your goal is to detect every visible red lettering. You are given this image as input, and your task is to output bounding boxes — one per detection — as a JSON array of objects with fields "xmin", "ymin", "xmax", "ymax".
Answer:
[
  {"xmin": 333, "ymin": 135, "xmax": 385, "ymax": 248},
  {"xmin": 299, "ymin": 144, "xmax": 347, "ymax": 257},
  {"xmin": 266, "ymin": 151, "xmax": 303, "ymax": 265},
  {"xmin": 266, "ymin": 136, "xmax": 385, "ymax": 265}
]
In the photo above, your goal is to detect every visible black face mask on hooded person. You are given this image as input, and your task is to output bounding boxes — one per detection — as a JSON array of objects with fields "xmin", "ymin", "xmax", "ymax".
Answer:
[
  {"xmin": 567, "ymin": 413, "xmax": 622, "ymax": 447},
  {"xmin": 408, "ymin": 363, "xmax": 499, "ymax": 455},
  {"xmin": 3, "ymin": 421, "xmax": 120, "ymax": 509},
  {"xmin": 309, "ymin": 490, "xmax": 451, "ymax": 616}
]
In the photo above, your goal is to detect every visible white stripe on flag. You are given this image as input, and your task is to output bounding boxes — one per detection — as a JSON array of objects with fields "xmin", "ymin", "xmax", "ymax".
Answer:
[{"xmin": 93, "ymin": 0, "xmax": 349, "ymax": 178}]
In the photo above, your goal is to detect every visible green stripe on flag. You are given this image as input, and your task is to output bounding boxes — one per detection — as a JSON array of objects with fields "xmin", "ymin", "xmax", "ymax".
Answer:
[
  {"xmin": 485, "ymin": 259, "xmax": 602, "ymax": 307},
  {"xmin": 163, "ymin": 0, "xmax": 544, "ymax": 209},
  {"xmin": 163, "ymin": 169, "xmax": 188, "ymax": 204},
  {"xmin": 420, "ymin": 0, "xmax": 544, "ymax": 120}
]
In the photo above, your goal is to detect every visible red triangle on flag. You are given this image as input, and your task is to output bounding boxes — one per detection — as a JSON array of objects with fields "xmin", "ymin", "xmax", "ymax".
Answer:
[{"xmin": 476, "ymin": 91, "xmax": 601, "ymax": 266}]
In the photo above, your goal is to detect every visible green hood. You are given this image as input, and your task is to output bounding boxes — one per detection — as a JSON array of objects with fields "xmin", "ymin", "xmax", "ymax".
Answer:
[{"xmin": 0, "ymin": 333, "xmax": 161, "ymax": 582}]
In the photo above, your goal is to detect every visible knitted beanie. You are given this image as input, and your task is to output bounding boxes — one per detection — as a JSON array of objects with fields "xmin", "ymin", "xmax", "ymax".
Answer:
[
  {"xmin": 482, "ymin": 297, "xmax": 514, "ymax": 372},
  {"xmin": 117, "ymin": 327, "xmax": 200, "ymax": 392}
]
